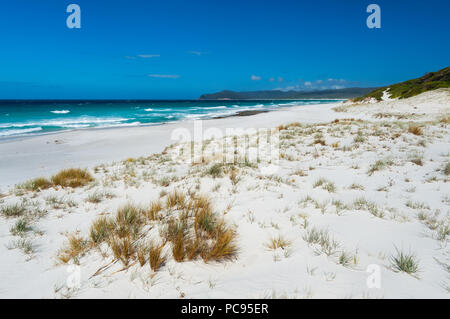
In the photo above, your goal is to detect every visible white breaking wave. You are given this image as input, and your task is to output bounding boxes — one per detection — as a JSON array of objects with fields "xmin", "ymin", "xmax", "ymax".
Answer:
[
  {"xmin": 97, "ymin": 121, "xmax": 141, "ymax": 128},
  {"xmin": 203, "ymin": 105, "xmax": 227, "ymax": 110},
  {"xmin": 144, "ymin": 108, "xmax": 153, "ymax": 111},
  {"xmin": 50, "ymin": 110, "xmax": 70, "ymax": 114},
  {"xmin": 0, "ymin": 127, "xmax": 43, "ymax": 137},
  {"xmin": 0, "ymin": 117, "xmax": 128, "ymax": 129}
]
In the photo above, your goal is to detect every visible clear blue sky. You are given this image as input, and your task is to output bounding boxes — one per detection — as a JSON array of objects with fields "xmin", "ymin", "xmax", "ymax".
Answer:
[{"xmin": 0, "ymin": 0, "xmax": 448, "ymax": 99}]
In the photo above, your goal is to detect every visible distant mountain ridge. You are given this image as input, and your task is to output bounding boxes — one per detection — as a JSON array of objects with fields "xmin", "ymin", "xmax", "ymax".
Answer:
[{"xmin": 199, "ymin": 87, "xmax": 377, "ymax": 100}]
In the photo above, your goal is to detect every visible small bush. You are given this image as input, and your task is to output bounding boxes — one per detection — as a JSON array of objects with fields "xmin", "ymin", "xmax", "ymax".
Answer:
[{"xmin": 51, "ymin": 168, "xmax": 94, "ymax": 188}]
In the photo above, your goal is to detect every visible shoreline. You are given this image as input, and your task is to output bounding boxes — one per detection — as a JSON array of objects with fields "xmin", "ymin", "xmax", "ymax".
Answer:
[
  {"xmin": 0, "ymin": 101, "xmax": 344, "ymax": 191},
  {"xmin": 0, "ymin": 100, "xmax": 344, "ymax": 143},
  {"xmin": 0, "ymin": 108, "xmax": 278, "ymax": 144}
]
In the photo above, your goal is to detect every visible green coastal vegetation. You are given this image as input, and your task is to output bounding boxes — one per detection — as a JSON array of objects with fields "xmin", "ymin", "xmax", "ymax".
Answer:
[{"xmin": 354, "ymin": 66, "xmax": 449, "ymax": 101}]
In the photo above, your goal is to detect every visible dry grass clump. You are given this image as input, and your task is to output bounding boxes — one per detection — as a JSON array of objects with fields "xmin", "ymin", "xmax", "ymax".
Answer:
[
  {"xmin": 204, "ymin": 223, "xmax": 237, "ymax": 262},
  {"xmin": 166, "ymin": 190, "xmax": 186, "ymax": 210},
  {"xmin": 109, "ymin": 235, "xmax": 135, "ymax": 266},
  {"xmin": 149, "ymin": 242, "xmax": 166, "ymax": 271},
  {"xmin": 57, "ymin": 234, "xmax": 89, "ymax": 264},
  {"xmin": 265, "ymin": 235, "xmax": 292, "ymax": 250},
  {"xmin": 229, "ymin": 168, "xmax": 241, "ymax": 185},
  {"xmin": 162, "ymin": 194, "xmax": 238, "ymax": 263},
  {"xmin": 147, "ymin": 199, "xmax": 163, "ymax": 220},
  {"xmin": 90, "ymin": 216, "xmax": 114, "ymax": 244},
  {"xmin": 313, "ymin": 138, "xmax": 326, "ymax": 146},
  {"xmin": 51, "ymin": 168, "xmax": 94, "ymax": 188},
  {"xmin": 0, "ymin": 203, "xmax": 27, "ymax": 218},
  {"xmin": 19, "ymin": 177, "xmax": 53, "ymax": 192},
  {"xmin": 114, "ymin": 204, "xmax": 145, "ymax": 239},
  {"xmin": 408, "ymin": 125, "xmax": 423, "ymax": 136},
  {"xmin": 59, "ymin": 191, "xmax": 237, "ymax": 273}
]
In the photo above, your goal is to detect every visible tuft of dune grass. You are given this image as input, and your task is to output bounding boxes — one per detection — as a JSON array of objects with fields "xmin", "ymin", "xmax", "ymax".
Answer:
[
  {"xmin": 57, "ymin": 234, "xmax": 89, "ymax": 264},
  {"xmin": 51, "ymin": 168, "xmax": 94, "ymax": 188},
  {"xmin": 408, "ymin": 125, "xmax": 422, "ymax": 136},
  {"xmin": 0, "ymin": 204, "xmax": 26, "ymax": 218},
  {"xmin": 149, "ymin": 242, "xmax": 166, "ymax": 271},
  {"xmin": 58, "ymin": 191, "xmax": 237, "ymax": 271},
  {"xmin": 19, "ymin": 177, "xmax": 53, "ymax": 192},
  {"xmin": 390, "ymin": 247, "xmax": 420, "ymax": 276},
  {"xmin": 90, "ymin": 216, "xmax": 114, "ymax": 245}
]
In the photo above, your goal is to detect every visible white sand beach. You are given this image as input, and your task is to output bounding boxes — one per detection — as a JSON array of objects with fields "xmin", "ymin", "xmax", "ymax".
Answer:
[{"xmin": 0, "ymin": 89, "xmax": 449, "ymax": 298}]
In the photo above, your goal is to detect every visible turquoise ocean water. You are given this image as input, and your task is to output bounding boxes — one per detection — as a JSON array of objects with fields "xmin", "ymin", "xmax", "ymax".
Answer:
[{"xmin": 0, "ymin": 100, "xmax": 339, "ymax": 139}]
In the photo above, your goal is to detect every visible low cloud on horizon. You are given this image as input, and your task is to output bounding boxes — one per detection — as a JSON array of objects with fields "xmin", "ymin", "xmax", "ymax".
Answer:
[
  {"xmin": 188, "ymin": 51, "xmax": 209, "ymax": 56},
  {"xmin": 148, "ymin": 74, "xmax": 180, "ymax": 79},
  {"xmin": 126, "ymin": 54, "xmax": 160, "ymax": 59},
  {"xmin": 274, "ymin": 78, "xmax": 357, "ymax": 91}
]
